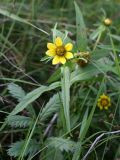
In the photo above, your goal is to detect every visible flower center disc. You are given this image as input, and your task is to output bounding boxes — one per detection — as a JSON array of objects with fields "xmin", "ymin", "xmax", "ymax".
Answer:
[
  {"xmin": 56, "ymin": 46, "xmax": 65, "ymax": 56},
  {"xmin": 101, "ymin": 99, "xmax": 108, "ymax": 106}
]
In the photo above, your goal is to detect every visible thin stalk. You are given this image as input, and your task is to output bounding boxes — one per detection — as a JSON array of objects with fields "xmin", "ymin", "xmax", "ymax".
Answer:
[
  {"xmin": 108, "ymin": 30, "xmax": 120, "ymax": 76},
  {"xmin": 93, "ymin": 32, "xmax": 102, "ymax": 51}
]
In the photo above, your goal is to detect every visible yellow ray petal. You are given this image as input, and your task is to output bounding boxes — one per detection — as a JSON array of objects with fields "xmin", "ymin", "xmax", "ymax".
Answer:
[
  {"xmin": 59, "ymin": 56, "xmax": 66, "ymax": 64},
  {"xmin": 100, "ymin": 106, "xmax": 103, "ymax": 110},
  {"xmin": 55, "ymin": 37, "xmax": 63, "ymax": 47},
  {"xmin": 47, "ymin": 43, "xmax": 56, "ymax": 50},
  {"xmin": 105, "ymin": 107, "xmax": 108, "ymax": 110},
  {"xmin": 52, "ymin": 55, "xmax": 60, "ymax": 65},
  {"xmin": 65, "ymin": 52, "xmax": 73, "ymax": 59},
  {"xmin": 46, "ymin": 50, "xmax": 56, "ymax": 57},
  {"xmin": 65, "ymin": 43, "xmax": 73, "ymax": 51}
]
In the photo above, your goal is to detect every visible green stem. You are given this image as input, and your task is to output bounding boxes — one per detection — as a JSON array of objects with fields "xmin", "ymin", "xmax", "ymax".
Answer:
[
  {"xmin": 93, "ymin": 32, "xmax": 102, "ymax": 51},
  {"xmin": 108, "ymin": 30, "xmax": 120, "ymax": 77}
]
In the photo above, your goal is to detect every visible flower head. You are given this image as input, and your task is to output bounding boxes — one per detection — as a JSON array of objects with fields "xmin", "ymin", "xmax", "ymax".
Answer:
[
  {"xmin": 104, "ymin": 18, "xmax": 112, "ymax": 26},
  {"xmin": 97, "ymin": 94, "xmax": 111, "ymax": 110},
  {"xmin": 46, "ymin": 37, "xmax": 73, "ymax": 65}
]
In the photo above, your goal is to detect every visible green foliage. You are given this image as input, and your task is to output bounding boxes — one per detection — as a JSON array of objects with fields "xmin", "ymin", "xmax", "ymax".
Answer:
[
  {"xmin": 6, "ymin": 115, "xmax": 32, "ymax": 128},
  {"xmin": 39, "ymin": 93, "xmax": 61, "ymax": 121},
  {"xmin": 8, "ymin": 83, "xmax": 25, "ymax": 102},
  {"xmin": 61, "ymin": 66, "xmax": 71, "ymax": 132},
  {"xmin": 7, "ymin": 139, "xmax": 40, "ymax": 158},
  {"xmin": 74, "ymin": 1, "xmax": 87, "ymax": 51},
  {"xmin": 9, "ymin": 82, "xmax": 60, "ymax": 116},
  {"xmin": 0, "ymin": 8, "xmax": 49, "ymax": 35},
  {"xmin": 7, "ymin": 83, "xmax": 36, "ymax": 117},
  {"xmin": 0, "ymin": 0, "xmax": 120, "ymax": 160},
  {"xmin": 47, "ymin": 137, "xmax": 75, "ymax": 152}
]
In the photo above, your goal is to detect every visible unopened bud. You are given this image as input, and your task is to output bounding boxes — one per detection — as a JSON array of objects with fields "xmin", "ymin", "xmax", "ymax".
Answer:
[{"xmin": 104, "ymin": 18, "xmax": 112, "ymax": 26}]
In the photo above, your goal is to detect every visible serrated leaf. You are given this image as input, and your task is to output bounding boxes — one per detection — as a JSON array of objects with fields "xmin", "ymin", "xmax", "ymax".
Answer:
[
  {"xmin": 39, "ymin": 93, "xmax": 61, "ymax": 121},
  {"xmin": 8, "ymin": 83, "xmax": 36, "ymax": 117},
  {"xmin": 47, "ymin": 137, "xmax": 75, "ymax": 152},
  {"xmin": 8, "ymin": 82, "xmax": 60, "ymax": 116},
  {"xmin": 7, "ymin": 139, "xmax": 40, "ymax": 158},
  {"xmin": 8, "ymin": 83, "xmax": 25, "ymax": 102},
  {"xmin": 6, "ymin": 115, "xmax": 32, "ymax": 128},
  {"xmin": 74, "ymin": 1, "xmax": 87, "ymax": 51}
]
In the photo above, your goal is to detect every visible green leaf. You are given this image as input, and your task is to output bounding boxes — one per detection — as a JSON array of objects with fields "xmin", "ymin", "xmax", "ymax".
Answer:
[
  {"xmin": 39, "ymin": 93, "xmax": 61, "ymax": 121},
  {"xmin": 72, "ymin": 79, "xmax": 105, "ymax": 160},
  {"xmin": 52, "ymin": 25, "xmax": 72, "ymax": 44},
  {"xmin": 0, "ymin": 8, "xmax": 49, "ymax": 35},
  {"xmin": 91, "ymin": 49, "xmax": 110, "ymax": 60},
  {"xmin": 72, "ymin": 109, "xmax": 89, "ymax": 160},
  {"xmin": 8, "ymin": 83, "xmax": 25, "ymax": 102},
  {"xmin": 98, "ymin": 44, "xmax": 120, "ymax": 52},
  {"xmin": 7, "ymin": 139, "xmax": 40, "ymax": 158},
  {"xmin": 52, "ymin": 25, "xmax": 77, "ymax": 52},
  {"xmin": 8, "ymin": 83, "xmax": 36, "ymax": 117},
  {"xmin": 90, "ymin": 25, "xmax": 106, "ymax": 40},
  {"xmin": 79, "ymin": 108, "xmax": 89, "ymax": 139},
  {"xmin": 109, "ymin": 34, "xmax": 120, "ymax": 42},
  {"xmin": 9, "ymin": 82, "xmax": 60, "ymax": 116},
  {"xmin": 71, "ymin": 60, "xmax": 114, "ymax": 84},
  {"xmin": 61, "ymin": 66, "xmax": 71, "ymax": 132},
  {"xmin": 47, "ymin": 137, "xmax": 75, "ymax": 152},
  {"xmin": 47, "ymin": 68, "xmax": 61, "ymax": 83},
  {"xmin": 6, "ymin": 115, "xmax": 32, "ymax": 128},
  {"xmin": 74, "ymin": 1, "xmax": 87, "ymax": 51},
  {"xmin": 44, "ymin": 148, "xmax": 64, "ymax": 160}
]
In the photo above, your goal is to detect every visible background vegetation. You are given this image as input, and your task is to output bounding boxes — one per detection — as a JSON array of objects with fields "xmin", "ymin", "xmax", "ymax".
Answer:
[{"xmin": 0, "ymin": 0, "xmax": 120, "ymax": 159}]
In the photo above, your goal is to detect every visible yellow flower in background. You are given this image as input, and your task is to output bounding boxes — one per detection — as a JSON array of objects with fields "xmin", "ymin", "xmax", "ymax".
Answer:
[
  {"xmin": 46, "ymin": 37, "xmax": 73, "ymax": 65},
  {"xmin": 97, "ymin": 94, "xmax": 111, "ymax": 110}
]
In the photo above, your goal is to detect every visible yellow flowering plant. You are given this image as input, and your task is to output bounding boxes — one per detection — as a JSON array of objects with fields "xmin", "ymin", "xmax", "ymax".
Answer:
[
  {"xmin": 97, "ymin": 94, "xmax": 111, "ymax": 110},
  {"xmin": 3, "ymin": 1, "xmax": 120, "ymax": 160},
  {"xmin": 46, "ymin": 37, "xmax": 73, "ymax": 65}
]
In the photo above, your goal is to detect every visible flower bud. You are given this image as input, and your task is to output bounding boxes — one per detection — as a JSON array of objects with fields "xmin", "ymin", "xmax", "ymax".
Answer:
[{"xmin": 104, "ymin": 18, "xmax": 112, "ymax": 26}]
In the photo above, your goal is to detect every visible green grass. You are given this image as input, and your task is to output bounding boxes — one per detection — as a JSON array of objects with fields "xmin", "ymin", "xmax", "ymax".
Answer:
[{"xmin": 0, "ymin": 0, "xmax": 120, "ymax": 159}]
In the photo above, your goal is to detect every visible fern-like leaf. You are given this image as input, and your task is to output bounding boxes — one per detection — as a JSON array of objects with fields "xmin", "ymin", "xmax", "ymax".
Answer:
[
  {"xmin": 7, "ymin": 139, "xmax": 40, "ymax": 158},
  {"xmin": 8, "ymin": 83, "xmax": 36, "ymax": 117},
  {"xmin": 47, "ymin": 137, "xmax": 75, "ymax": 152},
  {"xmin": 8, "ymin": 83, "xmax": 25, "ymax": 102},
  {"xmin": 39, "ymin": 93, "xmax": 61, "ymax": 121},
  {"xmin": 6, "ymin": 115, "xmax": 32, "ymax": 128}
]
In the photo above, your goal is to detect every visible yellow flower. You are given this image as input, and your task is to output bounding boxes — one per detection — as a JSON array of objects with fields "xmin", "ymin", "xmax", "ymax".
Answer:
[
  {"xmin": 104, "ymin": 18, "xmax": 112, "ymax": 26},
  {"xmin": 97, "ymin": 94, "xmax": 111, "ymax": 110},
  {"xmin": 46, "ymin": 37, "xmax": 73, "ymax": 65}
]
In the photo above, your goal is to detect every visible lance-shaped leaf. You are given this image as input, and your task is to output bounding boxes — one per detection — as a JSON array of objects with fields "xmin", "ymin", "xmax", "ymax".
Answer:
[{"xmin": 74, "ymin": 1, "xmax": 87, "ymax": 51}]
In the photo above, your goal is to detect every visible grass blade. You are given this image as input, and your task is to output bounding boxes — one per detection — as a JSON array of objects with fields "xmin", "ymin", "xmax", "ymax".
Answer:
[
  {"xmin": 74, "ymin": 1, "xmax": 87, "ymax": 51},
  {"xmin": 0, "ymin": 8, "xmax": 49, "ymax": 35}
]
